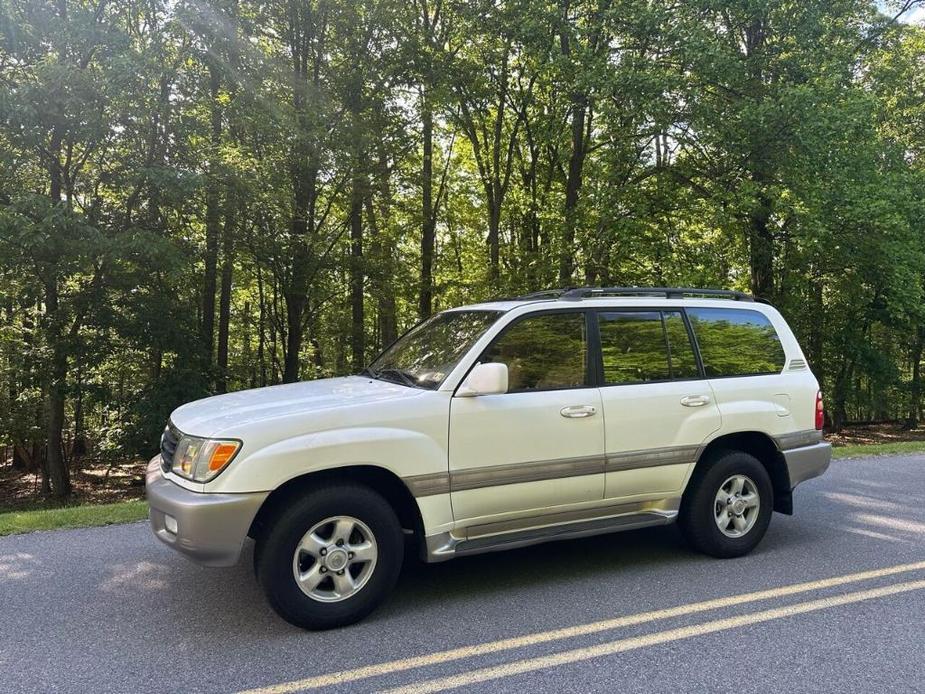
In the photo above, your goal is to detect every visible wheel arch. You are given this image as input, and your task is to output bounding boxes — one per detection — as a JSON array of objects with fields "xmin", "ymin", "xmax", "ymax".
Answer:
[
  {"xmin": 693, "ymin": 431, "xmax": 793, "ymax": 514},
  {"xmin": 248, "ymin": 465, "xmax": 426, "ymax": 549}
]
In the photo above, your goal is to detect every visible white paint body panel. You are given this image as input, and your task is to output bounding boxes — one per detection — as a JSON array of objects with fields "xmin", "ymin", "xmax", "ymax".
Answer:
[
  {"xmin": 599, "ymin": 380, "xmax": 721, "ymax": 499},
  {"xmin": 704, "ymin": 305, "xmax": 819, "ymax": 438},
  {"xmin": 170, "ymin": 377, "xmax": 456, "ymax": 531},
  {"xmin": 448, "ymin": 389, "xmax": 605, "ymax": 521},
  {"xmin": 160, "ymin": 296, "xmax": 822, "ymax": 546}
]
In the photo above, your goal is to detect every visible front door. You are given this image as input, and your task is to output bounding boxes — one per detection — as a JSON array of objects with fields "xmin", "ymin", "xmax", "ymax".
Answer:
[
  {"xmin": 449, "ymin": 310, "xmax": 605, "ymax": 523},
  {"xmin": 594, "ymin": 309, "xmax": 721, "ymax": 502}
]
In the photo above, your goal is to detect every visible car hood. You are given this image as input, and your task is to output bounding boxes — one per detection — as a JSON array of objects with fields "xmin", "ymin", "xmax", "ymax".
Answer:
[{"xmin": 169, "ymin": 376, "xmax": 424, "ymax": 438}]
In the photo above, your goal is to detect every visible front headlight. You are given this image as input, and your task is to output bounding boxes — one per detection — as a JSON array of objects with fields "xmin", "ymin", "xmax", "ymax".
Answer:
[{"xmin": 171, "ymin": 435, "xmax": 241, "ymax": 482}]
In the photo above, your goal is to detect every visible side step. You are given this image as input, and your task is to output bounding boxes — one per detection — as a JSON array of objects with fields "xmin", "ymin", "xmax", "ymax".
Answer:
[{"xmin": 453, "ymin": 511, "xmax": 674, "ymax": 557}]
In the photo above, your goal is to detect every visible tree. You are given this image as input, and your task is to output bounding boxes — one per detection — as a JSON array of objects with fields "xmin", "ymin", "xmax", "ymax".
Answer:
[{"xmin": 2, "ymin": 0, "xmax": 925, "ymax": 501}]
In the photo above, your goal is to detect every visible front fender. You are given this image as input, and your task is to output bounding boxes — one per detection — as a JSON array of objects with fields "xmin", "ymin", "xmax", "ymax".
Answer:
[{"xmin": 208, "ymin": 426, "xmax": 448, "ymax": 494}]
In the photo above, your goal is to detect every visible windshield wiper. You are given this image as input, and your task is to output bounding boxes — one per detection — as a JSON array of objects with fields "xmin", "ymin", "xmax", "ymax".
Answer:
[
  {"xmin": 374, "ymin": 367, "xmax": 419, "ymax": 388},
  {"xmin": 359, "ymin": 367, "xmax": 376, "ymax": 378}
]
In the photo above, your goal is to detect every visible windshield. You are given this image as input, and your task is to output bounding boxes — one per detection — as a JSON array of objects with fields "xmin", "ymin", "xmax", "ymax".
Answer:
[{"xmin": 364, "ymin": 310, "xmax": 502, "ymax": 389}]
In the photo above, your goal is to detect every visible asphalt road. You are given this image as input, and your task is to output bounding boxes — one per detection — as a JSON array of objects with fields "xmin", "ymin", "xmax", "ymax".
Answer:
[{"xmin": 2, "ymin": 455, "xmax": 924, "ymax": 694}]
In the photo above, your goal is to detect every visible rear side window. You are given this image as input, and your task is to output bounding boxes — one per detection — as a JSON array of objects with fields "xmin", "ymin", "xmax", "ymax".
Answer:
[
  {"xmin": 481, "ymin": 312, "xmax": 588, "ymax": 392},
  {"xmin": 598, "ymin": 312, "xmax": 669, "ymax": 383},
  {"xmin": 687, "ymin": 308, "xmax": 785, "ymax": 377},
  {"xmin": 597, "ymin": 310, "xmax": 700, "ymax": 384}
]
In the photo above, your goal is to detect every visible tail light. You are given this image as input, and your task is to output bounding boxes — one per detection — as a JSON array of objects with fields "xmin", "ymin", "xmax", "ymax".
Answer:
[{"xmin": 815, "ymin": 390, "xmax": 824, "ymax": 430}]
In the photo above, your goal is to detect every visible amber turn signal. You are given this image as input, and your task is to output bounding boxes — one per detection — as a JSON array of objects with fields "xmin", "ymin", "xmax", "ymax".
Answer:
[{"xmin": 209, "ymin": 442, "xmax": 240, "ymax": 471}]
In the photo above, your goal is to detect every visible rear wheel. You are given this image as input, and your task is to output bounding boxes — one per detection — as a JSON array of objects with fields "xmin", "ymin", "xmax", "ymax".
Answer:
[
  {"xmin": 679, "ymin": 450, "xmax": 773, "ymax": 558},
  {"xmin": 255, "ymin": 484, "xmax": 403, "ymax": 629}
]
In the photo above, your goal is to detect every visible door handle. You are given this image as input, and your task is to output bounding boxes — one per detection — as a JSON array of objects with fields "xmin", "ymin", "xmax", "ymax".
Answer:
[
  {"xmin": 680, "ymin": 395, "xmax": 711, "ymax": 407},
  {"xmin": 560, "ymin": 405, "xmax": 597, "ymax": 418}
]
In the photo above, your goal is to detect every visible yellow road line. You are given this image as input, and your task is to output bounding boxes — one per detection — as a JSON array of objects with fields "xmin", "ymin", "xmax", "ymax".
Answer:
[
  {"xmin": 387, "ymin": 579, "xmax": 925, "ymax": 694},
  {"xmin": 238, "ymin": 561, "xmax": 925, "ymax": 694}
]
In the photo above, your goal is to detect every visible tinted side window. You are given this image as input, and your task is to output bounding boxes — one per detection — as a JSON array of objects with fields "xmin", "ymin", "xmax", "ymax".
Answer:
[
  {"xmin": 598, "ymin": 312, "xmax": 670, "ymax": 384},
  {"xmin": 482, "ymin": 313, "xmax": 587, "ymax": 392},
  {"xmin": 597, "ymin": 311, "xmax": 701, "ymax": 384},
  {"xmin": 664, "ymin": 311, "xmax": 699, "ymax": 379},
  {"xmin": 687, "ymin": 308, "xmax": 785, "ymax": 377}
]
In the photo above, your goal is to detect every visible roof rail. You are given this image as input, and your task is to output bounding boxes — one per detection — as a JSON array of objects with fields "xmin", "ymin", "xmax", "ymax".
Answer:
[
  {"xmin": 515, "ymin": 288, "xmax": 571, "ymax": 300},
  {"xmin": 557, "ymin": 287, "xmax": 754, "ymax": 302}
]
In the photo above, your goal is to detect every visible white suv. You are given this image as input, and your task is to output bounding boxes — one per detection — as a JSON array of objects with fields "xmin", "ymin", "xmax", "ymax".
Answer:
[{"xmin": 146, "ymin": 287, "xmax": 830, "ymax": 629}]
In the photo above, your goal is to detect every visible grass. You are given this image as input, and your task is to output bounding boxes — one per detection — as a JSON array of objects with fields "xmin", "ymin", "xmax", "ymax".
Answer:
[
  {"xmin": 0, "ymin": 438, "xmax": 922, "ymax": 537},
  {"xmin": 0, "ymin": 499, "xmax": 148, "ymax": 536},
  {"xmin": 832, "ymin": 440, "xmax": 925, "ymax": 460}
]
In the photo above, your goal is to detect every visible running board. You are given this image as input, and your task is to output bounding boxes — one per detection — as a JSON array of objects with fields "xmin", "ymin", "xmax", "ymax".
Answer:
[{"xmin": 426, "ymin": 510, "xmax": 676, "ymax": 561}]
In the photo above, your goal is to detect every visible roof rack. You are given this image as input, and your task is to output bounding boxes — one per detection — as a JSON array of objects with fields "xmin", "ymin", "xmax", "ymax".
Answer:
[
  {"xmin": 560, "ymin": 287, "xmax": 754, "ymax": 301},
  {"xmin": 515, "ymin": 289, "xmax": 570, "ymax": 300},
  {"xmin": 510, "ymin": 287, "xmax": 753, "ymax": 302}
]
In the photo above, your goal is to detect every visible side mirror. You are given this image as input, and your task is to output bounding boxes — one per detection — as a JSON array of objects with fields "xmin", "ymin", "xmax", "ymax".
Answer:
[{"xmin": 456, "ymin": 362, "xmax": 508, "ymax": 397}]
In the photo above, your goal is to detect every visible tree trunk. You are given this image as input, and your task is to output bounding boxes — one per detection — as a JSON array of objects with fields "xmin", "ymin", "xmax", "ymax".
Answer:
[
  {"xmin": 420, "ymin": 92, "xmax": 435, "ymax": 319},
  {"xmin": 283, "ymin": 292, "xmax": 304, "ymax": 383},
  {"xmin": 242, "ymin": 300, "xmax": 253, "ymax": 387},
  {"xmin": 72, "ymin": 368, "xmax": 86, "ymax": 457},
  {"xmin": 748, "ymin": 187, "xmax": 774, "ymax": 300},
  {"xmin": 43, "ymin": 95, "xmax": 71, "ymax": 498},
  {"xmin": 560, "ymin": 91, "xmax": 587, "ymax": 286},
  {"xmin": 907, "ymin": 326, "xmax": 923, "ymax": 429},
  {"xmin": 11, "ymin": 445, "xmax": 29, "ymax": 472},
  {"xmin": 201, "ymin": 62, "xmax": 222, "ymax": 370},
  {"xmin": 256, "ymin": 265, "xmax": 267, "ymax": 387},
  {"xmin": 216, "ymin": 6, "xmax": 241, "ymax": 394},
  {"xmin": 44, "ymin": 278, "xmax": 71, "ymax": 498},
  {"xmin": 5, "ymin": 300, "xmax": 19, "ymax": 459},
  {"xmin": 487, "ymin": 198, "xmax": 501, "ymax": 285},
  {"xmin": 807, "ymin": 275, "xmax": 824, "ymax": 378},
  {"xmin": 367, "ymin": 146, "xmax": 397, "ymax": 349},
  {"xmin": 216, "ymin": 201, "xmax": 235, "ymax": 393},
  {"xmin": 350, "ymin": 171, "xmax": 365, "ymax": 369},
  {"xmin": 743, "ymin": 17, "xmax": 774, "ymax": 301},
  {"xmin": 284, "ymin": 171, "xmax": 312, "ymax": 383},
  {"xmin": 151, "ymin": 345, "xmax": 162, "ymax": 384},
  {"xmin": 831, "ymin": 360, "xmax": 853, "ymax": 433},
  {"xmin": 281, "ymin": 4, "xmax": 325, "ymax": 384}
]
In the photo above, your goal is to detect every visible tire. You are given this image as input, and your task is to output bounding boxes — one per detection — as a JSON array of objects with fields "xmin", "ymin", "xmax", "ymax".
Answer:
[
  {"xmin": 679, "ymin": 450, "xmax": 773, "ymax": 558},
  {"xmin": 255, "ymin": 484, "xmax": 404, "ymax": 630}
]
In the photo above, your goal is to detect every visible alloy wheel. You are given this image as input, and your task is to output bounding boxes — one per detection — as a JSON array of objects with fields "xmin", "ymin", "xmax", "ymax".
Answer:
[
  {"xmin": 291, "ymin": 516, "xmax": 378, "ymax": 602},
  {"xmin": 714, "ymin": 474, "xmax": 760, "ymax": 538}
]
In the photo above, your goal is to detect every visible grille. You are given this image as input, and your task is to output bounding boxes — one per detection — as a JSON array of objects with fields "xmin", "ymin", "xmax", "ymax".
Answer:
[
  {"xmin": 788, "ymin": 358, "xmax": 808, "ymax": 371},
  {"xmin": 160, "ymin": 422, "xmax": 180, "ymax": 472}
]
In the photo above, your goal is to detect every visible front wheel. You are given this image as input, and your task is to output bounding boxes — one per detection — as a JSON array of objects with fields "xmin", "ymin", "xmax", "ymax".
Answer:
[
  {"xmin": 255, "ymin": 484, "xmax": 404, "ymax": 629},
  {"xmin": 679, "ymin": 450, "xmax": 773, "ymax": 558}
]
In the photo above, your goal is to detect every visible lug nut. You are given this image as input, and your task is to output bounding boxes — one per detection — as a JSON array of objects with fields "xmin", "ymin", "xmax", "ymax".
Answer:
[
  {"xmin": 320, "ymin": 548, "xmax": 327, "ymax": 555},
  {"xmin": 336, "ymin": 539, "xmax": 344, "ymax": 546},
  {"xmin": 348, "ymin": 552, "xmax": 354, "ymax": 559},
  {"xmin": 320, "ymin": 567, "xmax": 327, "ymax": 573},
  {"xmin": 337, "ymin": 570, "xmax": 345, "ymax": 575}
]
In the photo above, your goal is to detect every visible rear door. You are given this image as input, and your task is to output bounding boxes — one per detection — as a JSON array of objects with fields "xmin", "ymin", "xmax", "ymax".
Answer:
[
  {"xmin": 594, "ymin": 309, "xmax": 721, "ymax": 502},
  {"xmin": 448, "ymin": 310, "xmax": 605, "ymax": 523},
  {"xmin": 684, "ymin": 307, "xmax": 797, "ymax": 439}
]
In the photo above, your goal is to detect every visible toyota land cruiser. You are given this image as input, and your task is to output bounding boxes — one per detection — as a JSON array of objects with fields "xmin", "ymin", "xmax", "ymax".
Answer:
[{"xmin": 146, "ymin": 287, "xmax": 831, "ymax": 629}]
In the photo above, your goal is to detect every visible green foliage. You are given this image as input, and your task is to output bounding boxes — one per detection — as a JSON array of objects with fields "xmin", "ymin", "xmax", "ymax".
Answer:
[{"xmin": 0, "ymin": 0, "xmax": 924, "ymax": 497}]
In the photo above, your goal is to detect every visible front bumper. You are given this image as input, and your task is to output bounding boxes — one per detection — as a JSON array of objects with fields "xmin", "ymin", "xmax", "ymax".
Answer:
[
  {"xmin": 145, "ymin": 457, "xmax": 268, "ymax": 567},
  {"xmin": 783, "ymin": 442, "xmax": 832, "ymax": 489}
]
